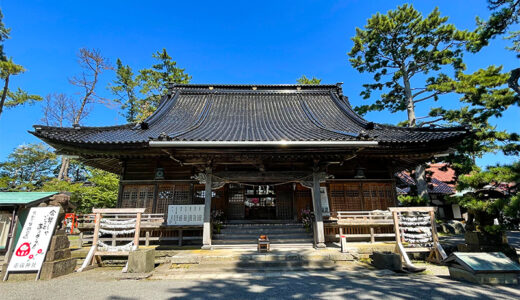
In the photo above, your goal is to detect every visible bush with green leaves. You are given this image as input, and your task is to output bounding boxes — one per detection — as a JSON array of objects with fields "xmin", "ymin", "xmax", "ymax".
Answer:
[
  {"xmin": 40, "ymin": 168, "xmax": 119, "ymax": 213},
  {"xmin": 453, "ymin": 162, "xmax": 520, "ymax": 233},
  {"xmin": 397, "ymin": 195, "xmax": 429, "ymax": 207}
]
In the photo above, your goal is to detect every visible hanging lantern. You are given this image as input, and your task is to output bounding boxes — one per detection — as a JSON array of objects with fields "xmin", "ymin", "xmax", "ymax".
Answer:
[
  {"xmin": 155, "ymin": 167, "xmax": 165, "ymax": 180},
  {"xmin": 354, "ymin": 167, "xmax": 366, "ymax": 179}
]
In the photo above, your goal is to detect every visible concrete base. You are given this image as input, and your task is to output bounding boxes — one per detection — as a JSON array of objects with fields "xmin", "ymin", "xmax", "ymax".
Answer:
[
  {"xmin": 370, "ymin": 252, "xmax": 402, "ymax": 271},
  {"xmin": 448, "ymin": 267, "xmax": 519, "ymax": 285},
  {"xmin": 128, "ymin": 249, "xmax": 155, "ymax": 273},
  {"xmin": 314, "ymin": 243, "xmax": 326, "ymax": 249},
  {"xmin": 40, "ymin": 258, "xmax": 77, "ymax": 280},
  {"xmin": 201, "ymin": 245, "xmax": 212, "ymax": 250}
]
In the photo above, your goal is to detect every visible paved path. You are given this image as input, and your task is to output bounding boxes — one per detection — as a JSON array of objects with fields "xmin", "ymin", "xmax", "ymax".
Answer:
[{"xmin": 1, "ymin": 266, "xmax": 519, "ymax": 300}]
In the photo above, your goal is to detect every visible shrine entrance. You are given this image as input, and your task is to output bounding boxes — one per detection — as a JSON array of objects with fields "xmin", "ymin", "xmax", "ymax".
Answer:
[{"xmin": 225, "ymin": 183, "xmax": 306, "ymax": 221}]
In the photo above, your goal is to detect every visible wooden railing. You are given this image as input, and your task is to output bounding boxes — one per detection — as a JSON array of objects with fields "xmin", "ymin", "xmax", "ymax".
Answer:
[
  {"xmin": 326, "ymin": 210, "xmax": 395, "ymax": 243},
  {"xmin": 76, "ymin": 213, "xmax": 202, "ymax": 247}
]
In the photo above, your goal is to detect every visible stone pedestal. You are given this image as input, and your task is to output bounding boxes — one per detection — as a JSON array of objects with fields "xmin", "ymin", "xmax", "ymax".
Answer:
[
  {"xmin": 370, "ymin": 252, "xmax": 402, "ymax": 271},
  {"xmin": 39, "ymin": 230, "xmax": 76, "ymax": 280},
  {"xmin": 128, "ymin": 249, "xmax": 155, "ymax": 273},
  {"xmin": 458, "ymin": 231, "xmax": 519, "ymax": 263},
  {"xmin": 448, "ymin": 267, "xmax": 518, "ymax": 285}
]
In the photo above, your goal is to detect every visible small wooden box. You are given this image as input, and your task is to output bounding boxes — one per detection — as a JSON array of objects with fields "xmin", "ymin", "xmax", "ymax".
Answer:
[{"xmin": 258, "ymin": 236, "xmax": 270, "ymax": 252}]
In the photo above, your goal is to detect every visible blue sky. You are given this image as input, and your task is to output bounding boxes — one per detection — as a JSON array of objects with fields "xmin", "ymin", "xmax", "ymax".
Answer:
[{"xmin": 0, "ymin": 0, "xmax": 518, "ymax": 167}]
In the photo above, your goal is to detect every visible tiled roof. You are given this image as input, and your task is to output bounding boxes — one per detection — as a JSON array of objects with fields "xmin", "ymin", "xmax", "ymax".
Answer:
[
  {"xmin": 31, "ymin": 84, "xmax": 469, "ymax": 147},
  {"xmin": 395, "ymin": 170, "xmax": 456, "ymax": 195}
]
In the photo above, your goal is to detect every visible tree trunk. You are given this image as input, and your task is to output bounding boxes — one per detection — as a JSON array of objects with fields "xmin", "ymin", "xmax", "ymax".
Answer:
[
  {"xmin": 402, "ymin": 72, "xmax": 416, "ymax": 127},
  {"xmin": 0, "ymin": 73, "xmax": 10, "ymax": 117},
  {"xmin": 58, "ymin": 156, "xmax": 70, "ymax": 181},
  {"xmin": 402, "ymin": 70, "xmax": 429, "ymax": 200},
  {"xmin": 415, "ymin": 164, "xmax": 430, "ymax": 201}
]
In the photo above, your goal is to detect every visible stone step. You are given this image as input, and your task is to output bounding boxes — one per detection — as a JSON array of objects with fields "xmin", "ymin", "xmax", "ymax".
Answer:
[
  {"xmin": 173, "ymin": 260, "xmax": 338, "ymax": 270},
  {"xmin": 212, "ymin": 238, "xmax": 314, "ymax": 245},
  {"xmin": 210, "ymin": 243, "xmax": 315, "ymax": 250},
  {"xmin": 222, "ymin": 223, "xmax": 304, "ymax": 228},
  {"xmin": 213, "ymin": 233, "xmax": 312, "ymax": 240},
  {"xmin": 218, "ymin": 228, "xmax": 308, "ymax": 234}
]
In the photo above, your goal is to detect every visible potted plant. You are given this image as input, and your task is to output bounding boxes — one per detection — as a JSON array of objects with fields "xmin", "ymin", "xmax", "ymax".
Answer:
[
  {"xmin": 211, "ymin": 209, "xmax": 224, "ymax": 234},
  {"xmin": 300, "ymin": 209, "xmax": 312, "ymax": 232}
]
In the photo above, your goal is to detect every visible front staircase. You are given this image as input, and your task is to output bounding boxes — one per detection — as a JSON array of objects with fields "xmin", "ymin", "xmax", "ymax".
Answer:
[{"xmin": 212, "ymin": 221, "xmax": 314, "ymax": 249}]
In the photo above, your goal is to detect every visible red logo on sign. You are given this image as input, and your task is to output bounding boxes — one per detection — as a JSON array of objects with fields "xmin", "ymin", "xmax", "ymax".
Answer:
[
  {"xmin": 37, "ymin": 249, "xmax": 42, "ymax": 254},
  {"xmin": 15, "ymin": 242, "xmax": 31, "ymax": 257},
  {"xmin": 29, "ymin": 255, "xmax": 34, "ymax": 259}
]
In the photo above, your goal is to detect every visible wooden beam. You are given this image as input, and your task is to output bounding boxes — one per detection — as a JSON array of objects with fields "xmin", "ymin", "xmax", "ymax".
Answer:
[{"xmin": 92, "ymin": 208, "xmax": 146, "ymax": 214}]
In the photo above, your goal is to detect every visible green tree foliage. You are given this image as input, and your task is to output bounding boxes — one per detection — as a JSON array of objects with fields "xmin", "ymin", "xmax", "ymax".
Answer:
[
  {"xmin": 471, "ymin": 0, "xmax": 520, "ymax": 54},
  {"xmin": 0, "ymin": 144, "xmax": 57, "ymax": 191},
  {"xmin": 428, "ymin": 66, "xmax": 520, "ymax": 172},
  {"xmin": 110, "ymin": 48, "xmax": 191, "ymax": 122},
  {"xmin": 0, "ymin": 9, "xmax": 41, "ymax": 117},
  {"xmin": 349, "ymin": 4, "xmax": 476, "ymax": 126},
  {"xmin": 454, "ymin": 162, "xmax": 520, "ymax": 232},
  {"xmin": 41, "ymin": 168, "xmax": 119, "ymax": 213},
  {"xmin": 0, "ymin": 144, "xmax": 119, "ymax": 212},
  {"xmin": 296, "ymin": 75, "xmax": 321, "ymax": 85},
  {"xmin": 109, "ymin": 59, "xmax": 139, "ymax": 122},
  {"xmin": 348, "ymin": 4, "xmax": 519, "ymax": 175}
]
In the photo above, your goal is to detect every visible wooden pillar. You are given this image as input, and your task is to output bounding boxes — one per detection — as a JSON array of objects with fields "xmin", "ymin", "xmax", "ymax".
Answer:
[
  {"xmin": 133, "ymin": 212, "xmax": 142, "ymax": 249},
  {"xmin": 312, "ymin": 171, "xmax": 326, "ymax": 248},
  {"xmin": 202, "ymin": 167, "xmax": 212, "ymax": 249}
]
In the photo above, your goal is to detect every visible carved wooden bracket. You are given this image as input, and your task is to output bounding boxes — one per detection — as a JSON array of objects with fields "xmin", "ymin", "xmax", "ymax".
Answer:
[
  {"xmin": 191, "ymin": 173, "xmax": 225, "ymax": 190},
  {"xmin": 299, "ymin": 172, "xmax": 333, "ymax": 188}
]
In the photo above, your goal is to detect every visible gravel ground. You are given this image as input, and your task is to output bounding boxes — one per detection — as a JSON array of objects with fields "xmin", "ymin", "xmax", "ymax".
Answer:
[{"xmin": 1, "ymin": 264, "xmax": 519, "ymax": 300}]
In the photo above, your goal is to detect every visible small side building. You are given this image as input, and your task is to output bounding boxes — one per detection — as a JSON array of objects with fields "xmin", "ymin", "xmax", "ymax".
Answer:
[{"xmin": 0, "ymin": 192, "xmax": 58, "ymax": 255}]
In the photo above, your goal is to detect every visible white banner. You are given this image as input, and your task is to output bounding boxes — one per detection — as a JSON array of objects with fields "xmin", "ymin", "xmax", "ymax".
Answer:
[
  {"xmin": 6, "ymin": 207, "xmax": 59, "ymax": 273},
  {"xmin": 167, "ymin": 205, "xmax": 204, "ymax": 226}
]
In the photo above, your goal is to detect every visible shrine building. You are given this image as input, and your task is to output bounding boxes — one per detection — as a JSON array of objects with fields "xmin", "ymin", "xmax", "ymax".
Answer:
[{"xmin": 31, "ymin": 84, "xmax": 469, "ymax": 249}]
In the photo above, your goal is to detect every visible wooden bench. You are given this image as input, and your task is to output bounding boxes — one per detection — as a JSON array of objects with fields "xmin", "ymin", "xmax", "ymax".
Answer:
[
  {"xmin": 77, "ymin": 213, "xmax": 202, "ymax": 247},
  {"xmin": 330, "ymin": 210, "xmax": 395, "ymax": 243}
]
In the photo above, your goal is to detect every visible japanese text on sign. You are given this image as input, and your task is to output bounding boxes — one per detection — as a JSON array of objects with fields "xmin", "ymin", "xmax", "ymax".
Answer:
[
  {"xmin": 7, "ymin": 207, "xmax": 59, "ymax": 272},
  {"xmin": 167, "ymin": 205, "xmax": 204, "ymax": 226}
]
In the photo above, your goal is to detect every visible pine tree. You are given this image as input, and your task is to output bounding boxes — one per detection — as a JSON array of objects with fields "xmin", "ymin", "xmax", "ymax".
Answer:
[{"xmin": 0, "ymin": 9, "xmax": 41, "ymax": 117}]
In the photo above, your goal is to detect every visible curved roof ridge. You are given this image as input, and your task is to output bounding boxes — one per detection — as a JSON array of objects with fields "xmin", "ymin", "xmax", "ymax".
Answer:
[
  {"xmin": 138, "ymin": 91, "xmax": 179, "ymax": 128},
  {"xmin": 328, "ymin": 91, "xmax": 370, "ymax": 128},
  {"xmin": 298, "ymin": 95, "xmax": 358, "ymax": 138}
]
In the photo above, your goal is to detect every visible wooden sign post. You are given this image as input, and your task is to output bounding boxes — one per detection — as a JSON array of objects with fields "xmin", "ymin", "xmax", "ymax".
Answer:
[
  {"xmin": 389, "ymin": 207, "xmax": 447, "ymax": 271},
  {"xmin": 77, "ymin": 208, "xmax": 145, "ymax": 273}
]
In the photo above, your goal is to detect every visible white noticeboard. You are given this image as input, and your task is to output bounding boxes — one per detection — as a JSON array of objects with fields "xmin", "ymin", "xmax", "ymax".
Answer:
[
  {"xmin": 311, "ymin": 187, "xmax": 331, "ymax": 217},
  {"xmin": 319, "ymin": 187, "xmax": 331, "ymax": 217},
  {"xmin": 4, "ymin": 206, "xmax": 60, "ymax": 280},
  {"xmin": 167, "ymin": 205, "xmax": 204, "ymax": 226}
]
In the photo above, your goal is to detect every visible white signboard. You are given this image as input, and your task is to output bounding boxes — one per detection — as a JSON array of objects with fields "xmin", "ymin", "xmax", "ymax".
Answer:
[
  {"xmin": 5, "ymin": 207, "xmax": 59, "ymax": 278},
  {"xmin": 167, "ymin": 205, "xmax": 204, "ymax": 226}
]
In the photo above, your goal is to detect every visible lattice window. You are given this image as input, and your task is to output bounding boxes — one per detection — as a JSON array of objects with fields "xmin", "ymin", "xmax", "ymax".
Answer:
[
  {"xmin": 156, "ymin": 184, "xmax": 175, "ymax": 214},
  {"xmin": 121, "ymin": 184, "xmax": 155, "ymax": 213},
  {"xmin": 227, "ymin": 186, "xmax": 245, "ymax": 220},
  {"xmin": 329, "ymin": 183, "xmax": 363, "ymax": 213},
  {"xmin": 329, "ymin": 182, "xmax": 396, "ymax": 214},
  {"xmin": 173, "ymin": 184, "xmax": 192, "ymax": 205}
]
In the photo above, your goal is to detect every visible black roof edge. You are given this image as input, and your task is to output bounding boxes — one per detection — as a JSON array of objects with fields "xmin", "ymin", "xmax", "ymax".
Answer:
[
  {"xmin": 32, "ymin": 123, "xmax": 135, "ymax": 132},
  {"xmin": 168, "ymin": 83, "xmax": 342, "ymax": 91}
]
